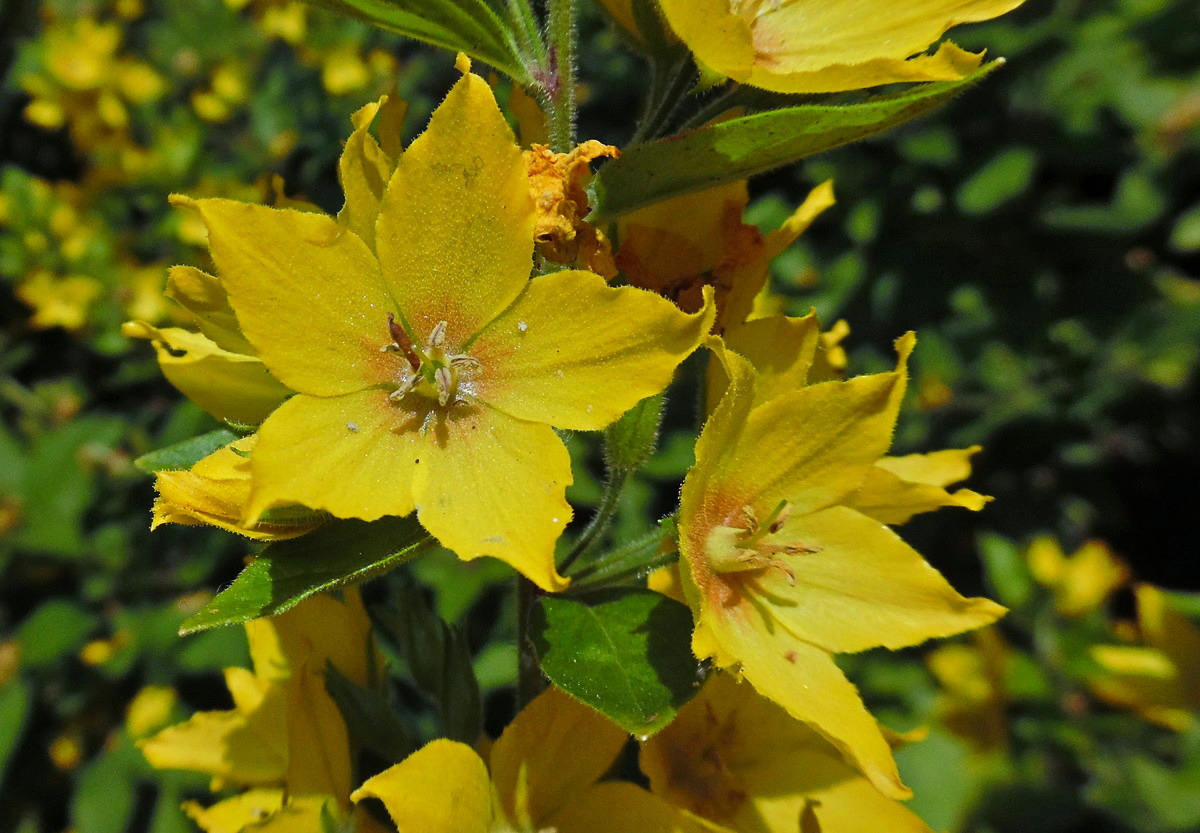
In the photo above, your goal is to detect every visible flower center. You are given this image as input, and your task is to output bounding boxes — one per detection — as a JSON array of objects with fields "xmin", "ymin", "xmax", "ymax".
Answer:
[
  {"xmin": 707, "ymin": 500, "xmax": 821, "ymax": 585},
  {"xmin": 381, "ymin": 314, "xmax": 482, "ymax": 407}
]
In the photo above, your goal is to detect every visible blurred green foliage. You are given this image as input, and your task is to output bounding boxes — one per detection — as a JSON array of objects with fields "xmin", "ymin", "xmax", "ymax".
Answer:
[{"xmin": 0, "ymin": 0, "xmax": 1198, "ymax": 831}]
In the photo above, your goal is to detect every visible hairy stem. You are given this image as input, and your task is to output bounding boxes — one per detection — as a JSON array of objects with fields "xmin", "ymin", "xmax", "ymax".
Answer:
[{"xmin": 545, "ymin": 0, "xmax": 577, "ymax": 151}]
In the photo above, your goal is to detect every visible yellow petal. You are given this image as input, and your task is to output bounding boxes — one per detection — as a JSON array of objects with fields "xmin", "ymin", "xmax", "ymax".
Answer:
[
  {"xmin": 152, "ymin": 436, "xmax": 321, "ymax": 540},
  {"xmin": 707, "ymin": 311, "xmax": 821, "ymax": 413},
  {"xmin": 245, "ymin": 390, "xmax": 422, "ymax": 524},
  {"xmin": 721, "ymin": 181, "xmax": 835, "ymax": 331},
  {"xmin": 139, "ymin": 671, "xmax": 287, "ymax": 784},
  {"xmin": 1054, "ymin": 540, "xmax": 1129, "ymax": 617},
  {"xmin": 183, "ymin": 789, "xmax": 285, "ymax": 833},
  {"xmin": 648, "ymin": 564, "xmax": 688, "ymax": 605},
  {"xmin": 374, "ymin": 71, "xmax": 534, "ymax": 339},
  {"xmin": 123, "ymin": 321, "xmax": 290, "ymax": 425},
  {"xmin": 1089, "ymin": 645, "xmax": 1194, "ymax": 731},
  {"xmin": 164, "ymin": 265, "xmax": 253, "ymax": 354},
  {"xmin": 692, "ymin": 358, "xmax": 903, "ymax": 522},
  {"xmin": 237, "ymin": 797, "xmax": 339, "ymax": 833},
  {"xmin": 660, "ymin": 0, "xmax": 1025, "ymax": 93},
  {"xmin": 411, "ymin": 405, "xmax": 570, "ymax": 592},
  {"xmin": 173, "ymin": 196, "xmax": 395, "ymax": 396},
  {"xmin": 472, "ymin": 270, "xmax": 714, "ymax": 430},
  {"xmin": 338, "ymin": 97, "xmax": 399, "ymax": 250},
  {"xmin": 754, "ymin": 505, "xmax": 1004, "ymax": 654},
  {"xmin": 850, "ymin": 447, "xmax": 991, "ymax": 525},
  {"xmin": 744, "ymin": 40, "xmax": 990, "ymax": 94},
  {"xmin": 878, "ymin": 446, "xmax": 979, "ymax": 485},
  {"xmin": 247, "ymin": 589, "xmax": 376, "ymax": 688},
  {"xmin": 692, "ymin": 605, "xmax": 909, "ymax": 800},
  {"xmin": 657, "ymin": 0, "xmax": 755, "ymax": 82},
  {"xmin": 351, "ymin": 739, "xmax": 494, "ymax": 833},
  {"xmin": 641, "ymin": 674, "xmax": 932, "ymax": 832},
  {"xmin": 548, "ymin": 782, "xmax": 721, "ymax": 833},
  {"xmin": 282, "ymin": 664, "xmax": 352, "ymax": 801},
  {"xmin": 1026, "ymin": 535, "xmax": 1066, "ymax": 586},
  {"xmin": 490, "ymin": 687, "xmax": 627, "ymax": 829}
]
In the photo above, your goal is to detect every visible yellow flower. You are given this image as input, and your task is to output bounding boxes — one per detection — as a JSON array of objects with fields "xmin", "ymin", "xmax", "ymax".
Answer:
[
  {"xmin": 152, "ymin": 435, "xmax": 325, "ymax": 541},
  {"xmin": 642, "ymin": 673, "xmax": 934, "ymax": 832},
  {"xmin": 19, "ymin": 16, "xmax": 163, "ymax": 166},
  {"xmin": 1089, "ymin": 584, "xmax": 1200, "ymax": 731},
  {"xmin": 141, "ymin": 591, "xmax": 382, "ymax": 832},
  {"xmin": 524, "ymin": 141, "xmax": 620, "ymax": 278},
  {"xmin": 927, "ymin": 627, "xmax": 1010, "ymax": 752},
  {"xmin": 708, "ymin": 310, "xmax": 989, "ymax": 523},
  {"xmin": 124, "ymin": 265, "xmax": 292, "ymax": 426},
  {"xmin": 1027, "ymin": 536, "xmax": 1129, "ymax": 617},
  {"xmin": 617, "ymin": 179, "xmax": 834, "ymax": 332},
  {"xmin": 173, "ymin": 66, "xmax": 712, "ymax": 592},
  {"xmin": 16, "ymin": 270, "xmax": 104, "ymax": 331},
  {"xmin": 353, "ymin": 686, "xmax": 715, "ymax": 833},
  {"xmin": 676, "ymin": 337, "xmax": 1003, "ymax": 798},
  {"xmin": 658, "ymin": 0, "xmax": 1025, "ymax": 94}
]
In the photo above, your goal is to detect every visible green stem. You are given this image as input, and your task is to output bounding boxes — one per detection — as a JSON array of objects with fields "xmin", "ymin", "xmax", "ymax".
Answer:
[
  {"xmin": 515, "ymin": 577, "xmax": 546, "ymax": 707},
  {"xmin": 674, "ymin": 83, "xmax": 745, "ymax": 134},
  {"xmin": 545, "ymin": 0, "xmax": 576, "ymax": 151},
  {"xmin": 559, "ymin": 470, "xmax": 629, "ymax": 574},
  {"xmin": 629, "ymin": 52, "xmax": 695, "ymax": 145}
]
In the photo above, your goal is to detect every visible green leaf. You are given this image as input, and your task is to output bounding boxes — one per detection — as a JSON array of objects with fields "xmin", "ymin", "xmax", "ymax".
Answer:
[
  {"xmin": 324, "ymin": 665, "xmax": 415, "ymax": 762},
  {"xmin": 0, "ymin": 679, "xmax": 30, "ymax": 785},
  {"xmin": 371, "ymin": 586, "xmax": 482, "ymax": 744},
  {"xmin": 134, "ymin": 428, "xmax": 238, "ymax": 472},
  {"xmin": 530, "ymin": 588, "xmax": 699, "ymax": 737},
  {"xmin": 589, "ymin": 62, "xmax": 1004, "ymax": 222},
  {"xmin": 180, "ymin": 516, "xmax": 432, "ymax": 634},
  {"xmin": 978, "ymin": 532, "xmax": 1034, "ymax": 611},
  {"xmin": 604, "ymin": 393, "xmax": 665, "ymax": 474},
  {"xmin": 301, "ymin": 0, "xmax": 532, "ymax": 83},
  {"xmin": 956, "ymin": 146, "xmax": 1037, "ymax": 214},
  {"xmin": 16, "ymin": 600, "xmax": 96, "ymax": 667}
]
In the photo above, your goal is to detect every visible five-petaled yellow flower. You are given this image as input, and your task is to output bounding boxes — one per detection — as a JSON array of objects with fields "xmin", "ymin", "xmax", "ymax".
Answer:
[
  {"xmin": 172, "ymin": 66, "xmax": 712, "ymax": 592},
  {"xmin": 675, "ymin": 336, "xmax": 1003, "ymax": 798},
  {"xmin": 658, "ymin": 0, "xmax": 1027, "ymax": 94}
]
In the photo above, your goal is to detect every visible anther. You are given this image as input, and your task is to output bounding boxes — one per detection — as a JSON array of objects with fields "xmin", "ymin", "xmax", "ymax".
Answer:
[
  {"xmin": 429, "ymin": 320, "xmax": 448, "ymax": 348},
  {"xmin": 435, "ymin": 367, "xmax": 454, "ymax": 407}
]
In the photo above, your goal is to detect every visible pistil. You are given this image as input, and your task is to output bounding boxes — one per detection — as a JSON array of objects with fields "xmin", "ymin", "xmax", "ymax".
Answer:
[{"xmin": 381, "ymin": 316, "xmax": 482, "ymax": 407}]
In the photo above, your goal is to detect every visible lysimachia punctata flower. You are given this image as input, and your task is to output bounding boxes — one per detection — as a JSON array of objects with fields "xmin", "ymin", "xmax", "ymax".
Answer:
[
  {"xmin": 1026, "ymin": 536, "xmax": 1130, "ymax": 617},
  {"xmin": 642, "ymin": 673, "xmax": 934, "ymax": 833},
  {"xmin": 140, "ymin": 591, "xmax": 389, "ymax": 833},
  {"xmin": 708, "ymin": 310, "xmax": 991, "ymax": 523},
  {"xmin": 151, "ymin": 436, "xmax": 324, "ymax": 541},
  {"xmin": 1089, "ymin": 584, "xmax": 1200, "ymax": 731},
  {"xmin": 927, "ymin": 627, "xmax": 1011, "ymax": 752},
  {"xmin": 616, "ymin": 179, "xmax": 835, "ymax": 333},
  {"xmin": 658, "ymin": 0, "xmax": 1027, "ymax": 94},
  {"xmin": 676, "ymin": 337, "xmax": 1003, "ymax": 798},
  {"xmin": 172, "ymin": 64, "xmax": 713, "ymax": 592},
  {"xmin": 353, "ymin": 686, "xmax": 723, "ymax": 833}
]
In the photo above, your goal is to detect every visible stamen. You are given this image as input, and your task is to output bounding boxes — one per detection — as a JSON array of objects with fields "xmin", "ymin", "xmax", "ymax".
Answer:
[
  {"xmin": 429, "ymin": 320, "xmax": 448, "ymax": 348},
  {"xmin": 389, "ymin": 373, "xmax": 417, "ymax": 402},
  {"xmin": 435, "ymin": 366, "xmax": 454, "ymax": 407},
  {"xmin": 451, "ymin": 355, "xmax": 483, "ymax": 371}
]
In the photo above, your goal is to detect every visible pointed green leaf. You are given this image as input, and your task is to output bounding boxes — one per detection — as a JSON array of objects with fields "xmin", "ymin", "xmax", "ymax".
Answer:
[
  {"xmin": 530, "ymin": 588, "xmax": 699, "ymax": 737},
  {"xmin": 604, "ymin": 393, "xmax": 665, "ymax": 474},
  {"xmin": 134, "ymin": 428, "xmax": 239, "ymax": 473},
  {"xmin": 301, "ymin": 0, "xmax": 532, "ymax": 83},
  {"xmin": 371, "ymin": 587, "xmax": 483, "ymax": 744},
  {"xmin": 180, "ymin": 517, "xmax": 432, "ymax": 634},
  {"xmin": 589, "ymin": 62, "xmax": 1004, "ymax": 222}
]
